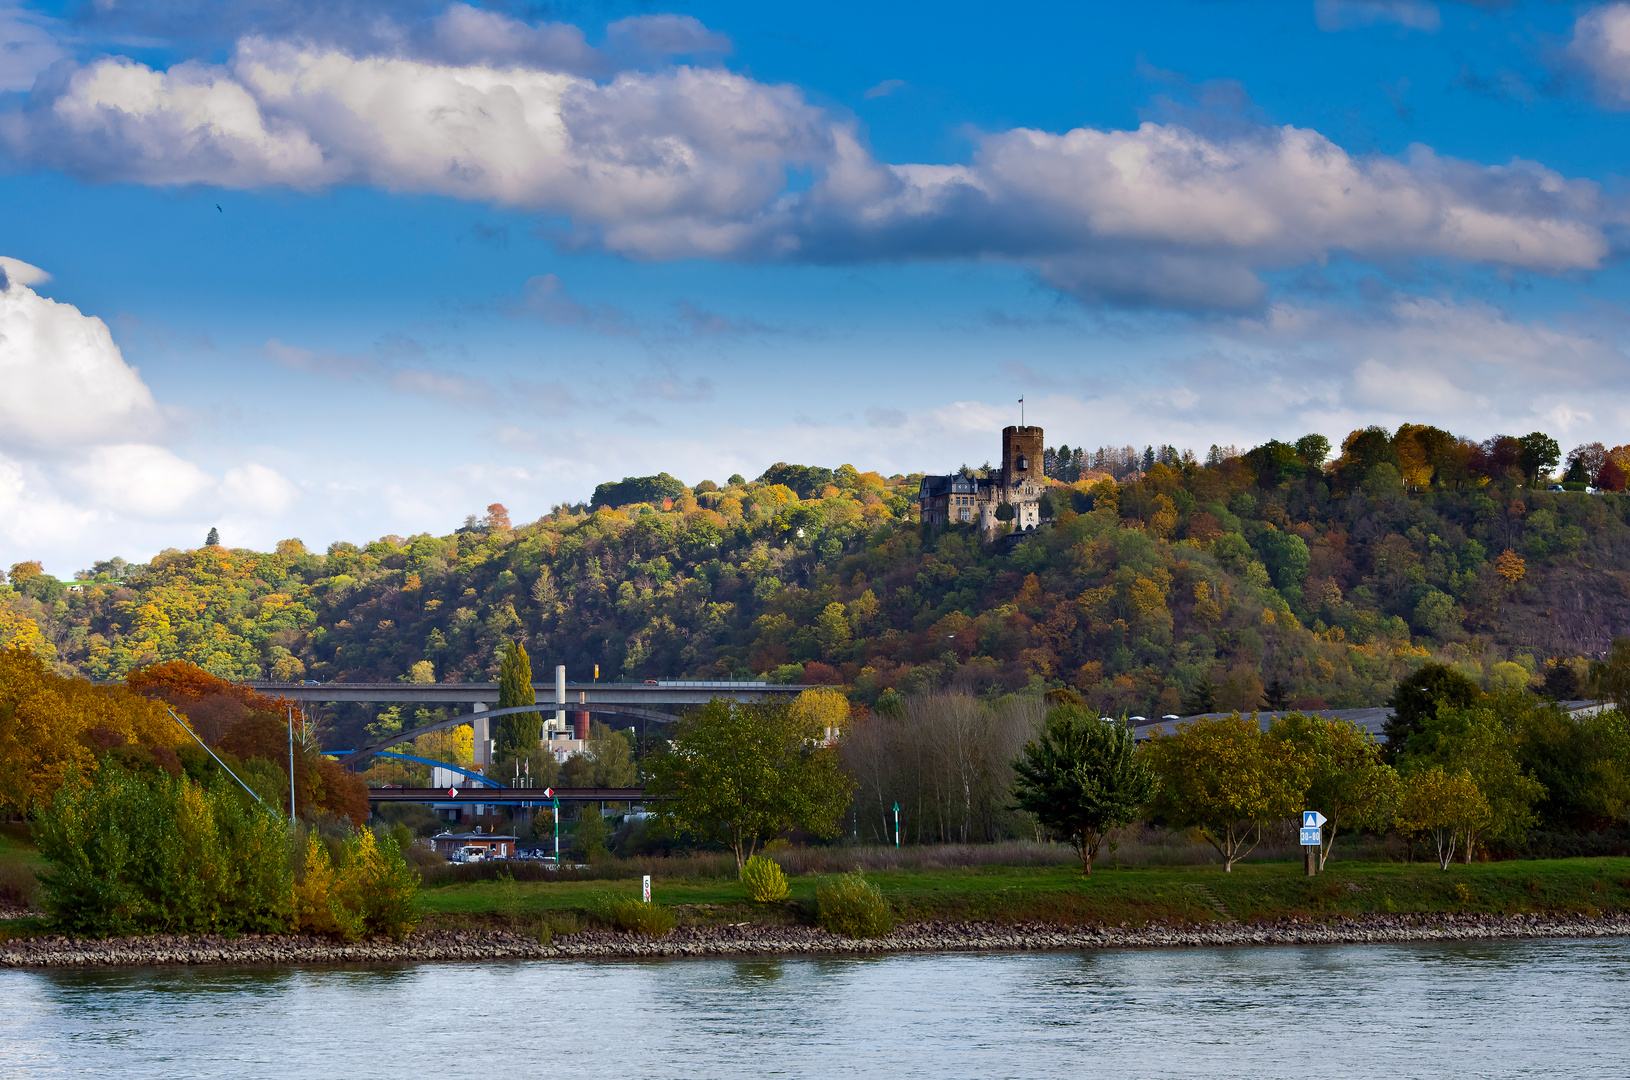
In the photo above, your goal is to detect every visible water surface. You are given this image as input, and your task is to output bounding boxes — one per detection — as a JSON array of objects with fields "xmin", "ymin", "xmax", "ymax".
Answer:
[{"xmin": 2, "ymin": 938, "xmax": 1624, "ymax": 1078}]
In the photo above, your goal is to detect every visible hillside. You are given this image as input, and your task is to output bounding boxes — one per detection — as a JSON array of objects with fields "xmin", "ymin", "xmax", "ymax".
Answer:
[{"xmin": 4, "ymin": 427, "xmax": 1630, "ymax": 749}]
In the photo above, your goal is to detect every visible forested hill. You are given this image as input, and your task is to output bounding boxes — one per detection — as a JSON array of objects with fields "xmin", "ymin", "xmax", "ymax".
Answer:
[{"xmin": 5, "ymin": 427, "xmax": 1630, "ymax": 738}]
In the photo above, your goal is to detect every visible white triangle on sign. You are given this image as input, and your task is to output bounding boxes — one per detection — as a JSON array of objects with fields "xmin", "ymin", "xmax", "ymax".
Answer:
[
  {"xmin": 1302, "ymin": 810, "xmax": 1327, "ymax": 829},
  {"xmin": 449, "ymin": 787, "xmax": 459, "ymax": 798}
]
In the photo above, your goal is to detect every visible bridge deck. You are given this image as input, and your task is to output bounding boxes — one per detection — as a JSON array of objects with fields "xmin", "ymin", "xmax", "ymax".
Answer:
[
  {"xmin": 249, "ymin": 681, "xmax": 807, "ymax": 705},
  {"xmin": 369, "ymin": 786, "xmax": 647, "ymax": 804}
]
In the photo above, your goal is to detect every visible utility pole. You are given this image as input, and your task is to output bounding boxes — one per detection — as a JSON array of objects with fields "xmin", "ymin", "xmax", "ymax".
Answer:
[{"xmin": 287, "ymin": 706, "xmax": 297, "ymax": 821}]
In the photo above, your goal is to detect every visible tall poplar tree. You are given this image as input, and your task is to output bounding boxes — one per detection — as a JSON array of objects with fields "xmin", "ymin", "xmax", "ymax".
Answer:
[{"xmin": 494, "ymin": 641, "xmax": 540, "ymax": 762}]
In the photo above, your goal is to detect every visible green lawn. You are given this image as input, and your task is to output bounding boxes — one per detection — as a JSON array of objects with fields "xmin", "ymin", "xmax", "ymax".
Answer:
[{"xmin": 416, "ymin": 856, "xmax": 1630, "ymax": 929}]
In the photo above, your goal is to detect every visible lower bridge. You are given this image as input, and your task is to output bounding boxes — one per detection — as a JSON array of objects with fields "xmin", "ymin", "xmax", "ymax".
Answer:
[{"xmin": 369, "ymin": 786, "xmax": 646, "ymax": 805}]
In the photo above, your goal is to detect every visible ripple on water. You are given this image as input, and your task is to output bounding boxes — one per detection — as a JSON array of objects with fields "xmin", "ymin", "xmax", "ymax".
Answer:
[{"xmin": 1, "ymin": 939, "xmax": 1626, "ymax": 1079}]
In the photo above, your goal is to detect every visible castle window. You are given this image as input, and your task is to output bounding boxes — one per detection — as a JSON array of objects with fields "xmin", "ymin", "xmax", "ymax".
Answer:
[{"xmin": 1016, "ymin": 455, "xmax": 1028, "ymax": 471}]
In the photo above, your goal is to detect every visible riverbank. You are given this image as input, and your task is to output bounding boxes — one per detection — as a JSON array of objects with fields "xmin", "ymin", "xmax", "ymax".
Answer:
[{"xmin": 5, "ymin": 911, "xmax": 1630, "ymax": 968}]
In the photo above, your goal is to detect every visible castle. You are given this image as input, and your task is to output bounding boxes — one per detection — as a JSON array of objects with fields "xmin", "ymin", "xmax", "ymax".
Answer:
[{"xmin": 917, "ymin": 425, "xmax": 1045, "ymax": 538}]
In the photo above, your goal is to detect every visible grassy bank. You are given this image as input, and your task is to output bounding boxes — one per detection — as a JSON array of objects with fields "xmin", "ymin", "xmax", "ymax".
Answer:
[
  {"xmin": 4, "ymin": 828, "xmax": 1628, "ymax": 941},
  {"xmin": 416, "ymin": 855, "xmax": 1630, "ymax": 932}
]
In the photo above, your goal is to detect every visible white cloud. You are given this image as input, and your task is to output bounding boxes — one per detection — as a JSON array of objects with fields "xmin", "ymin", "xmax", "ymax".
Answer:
[
  {"xmin": 0, "ymin": 260, "xmax": 300, "ymax": 566},
  {"xmin": 0, "ymin": 263, "xmax": 164, "ymax": 450},
  {"xmin": 1569, "ymin": 4, "xmax": 1630, "ymax": 108},
  {"xmin": 5, "ymin": 35, "xmax": 1616, "ymax": 311},
  {"xmin": 0, "ymin": 6, "xmax": 64, "ymax": 92},
  {"xmin": 68, "ymin": 444, "xmax": 215, "ymax": 517},
  {"xmin": 220, "ymin": 462, "xmax": 298, "ymax": 515}
]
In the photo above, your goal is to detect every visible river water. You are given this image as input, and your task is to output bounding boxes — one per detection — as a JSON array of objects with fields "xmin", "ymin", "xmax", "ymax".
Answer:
[{"xmin": 3, "ymin": 938, "xmax": 1626, "ymax": 1078}]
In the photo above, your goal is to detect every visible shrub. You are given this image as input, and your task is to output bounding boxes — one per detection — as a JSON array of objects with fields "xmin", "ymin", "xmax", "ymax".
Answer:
[
  {"xmin": 586, "ymin": 891, "xmax": 676, "ymax": 935},
  {"xmin": 536, "ymin": 911, "xmax": 580, "ymax": 944},
  {"xmin": 740, "ymin": 855, "xmax": 789, "ymax": 903},
  {"xmin": 816, "ymin": 873, "xmax": 894, "ymax": 938},
  {"xmin": 34, "ymin": 764, "xmax": 294, "ymax": 937}
]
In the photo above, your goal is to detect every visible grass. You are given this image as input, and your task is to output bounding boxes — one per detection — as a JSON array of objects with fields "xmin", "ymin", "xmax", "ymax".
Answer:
[
  {"xmin": 5, "ymin": 824, "xmax": 1627, "ymax": 942},
  {"xmin": 413, "ymin": 854, "xmax": 1630, "ymax": 932}
]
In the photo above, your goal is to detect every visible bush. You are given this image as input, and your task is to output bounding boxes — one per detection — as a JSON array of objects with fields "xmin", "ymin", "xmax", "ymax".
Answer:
[
  {"xmin": 536, "ymin": 911, "xmax": 580, "ymax": 944},
  {"xmin": 586, "ymin": 891, "xmax": 676, "ymax": 936},
  {"xmin": 740, "ymin": 855, "xmax": 789, "ymax": 903},
  {"xmin": 33, "ymin": 761, "xmax": 419, "ymax": 940},
  {"xmin": 34, "ymin": 764, "xmax": 295, "ymax": 937},
  {"xmin": 816, "ymin": 873, "xmax": 894, "ymax": 938}
]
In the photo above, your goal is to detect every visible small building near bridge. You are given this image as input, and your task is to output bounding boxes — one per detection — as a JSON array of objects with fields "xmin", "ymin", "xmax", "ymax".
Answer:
[{"xmin": 431, "ymin": 830, "xmax": 518, "ymax": 860}]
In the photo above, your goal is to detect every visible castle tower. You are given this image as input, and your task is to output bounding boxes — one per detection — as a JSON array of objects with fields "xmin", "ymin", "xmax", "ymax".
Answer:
[{"xmin": 1002, "ymin": 426, "xmax": 1044, "ymax": 493}]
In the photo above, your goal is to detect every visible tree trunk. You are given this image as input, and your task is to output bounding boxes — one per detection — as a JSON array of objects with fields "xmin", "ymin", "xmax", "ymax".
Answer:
[{"xmin": 1318, "ymin": 813, "xmax": 1339, "ymax": 871}]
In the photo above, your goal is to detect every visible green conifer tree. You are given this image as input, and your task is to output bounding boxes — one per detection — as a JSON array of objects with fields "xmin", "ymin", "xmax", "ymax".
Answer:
[{"xmin": 494, "ymin": 641, "xmax": 540, "ymax": 762}]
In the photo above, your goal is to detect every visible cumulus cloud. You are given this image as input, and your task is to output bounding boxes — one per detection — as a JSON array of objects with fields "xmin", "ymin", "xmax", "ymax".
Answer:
[
  {"xmin": 2, "ymin": 29, "xmax": 1620, "ymax": 310},
  {"xmin": 0, "ymin": 263, "xmax": 164, "ymax": 450},
  {"xmin": 1568, "ymin": 4, "xmax": 1630, "ymax": 108},
  {"xmin": 0, "ymin": 259, "xmax": 298, "ymax": 558}
]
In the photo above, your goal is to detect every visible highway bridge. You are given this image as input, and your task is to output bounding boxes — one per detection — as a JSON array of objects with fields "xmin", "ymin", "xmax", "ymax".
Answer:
[{"xmin": 247, "ymin": 679, "xmax": 806, "ymax": 707}]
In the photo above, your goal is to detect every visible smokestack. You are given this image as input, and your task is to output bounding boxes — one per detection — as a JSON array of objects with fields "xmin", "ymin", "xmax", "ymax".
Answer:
[{"xmin": 555, "ymin": 664, "xmax": 566, "ymax": 732}]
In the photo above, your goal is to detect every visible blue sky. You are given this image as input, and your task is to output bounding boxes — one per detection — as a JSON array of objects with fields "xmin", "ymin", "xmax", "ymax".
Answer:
[{"xmin": 4, "ymin": 0, "xmax": 1630, "ymax": 573}]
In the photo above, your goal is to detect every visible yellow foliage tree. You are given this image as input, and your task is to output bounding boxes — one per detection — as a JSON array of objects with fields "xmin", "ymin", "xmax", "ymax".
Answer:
[
  {"xmin": 1395, "ymin": 767, "xmax": 1489, "ymax": 870},
  {"xmin": 1495, "ymin": 549, "xmax": 1526, "ymax": 585},
  {"xmin": 0, "ymin": 605, "xmax": 55, "ymax": 661},
  {"xmin": 792, "ymin": 686, "xmax": 852, "ymax": 742},
  {"xmin": 1145, "ymin": 713, "xmax": 1309, "ymax": 871},
  {"xmin": 0, "ymin": 647, "xmax": 185, "ymax": 817}
]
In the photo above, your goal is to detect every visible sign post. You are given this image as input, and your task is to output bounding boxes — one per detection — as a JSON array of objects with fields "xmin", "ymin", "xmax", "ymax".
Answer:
[
  {"xmin": 1300, "ymin": 810, "xmax": 1327, "ymax": 876},
  {"xmin": 546, "ymin": 787, "xmax": 559, "ymax": 864},
  {"xmin": 643, "ymin": 875, "xmax": 651, "ymax": 904},
  {"xmin": 893, "ymin": 802, "xmax": 900, "ymax": 849}
]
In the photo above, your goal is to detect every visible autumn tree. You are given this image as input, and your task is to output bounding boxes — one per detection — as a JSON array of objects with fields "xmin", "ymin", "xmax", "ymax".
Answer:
[
  {"xmin": 645, "ymin": 699, "xmax": 853, "ymax": 869},
  {"xmin": 1400, "ymin": 698, "xmax": 1543, "ymax": 860},
  {"xmin": 1269, "ymin": 714, "xmax": 1399, "ymax": 868},
  {"xmin": 1145, "ymin": 714, "xmax": 1308, "ymax": 871},
  {"xmin": 0, "ymin": 648, "xmax": 184, "ymax": 818},
  {"xmin": 1011, "ymin": 706, "xmax": 1156, "ymax": 875},
  {"xmin": 1396, "ymin": 767, "xmax": 1488, "ymax": 870}
]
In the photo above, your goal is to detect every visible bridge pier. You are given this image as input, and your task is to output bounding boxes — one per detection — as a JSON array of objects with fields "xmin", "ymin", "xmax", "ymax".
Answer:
[{"xmin": 472, "ymin": 702, "xmax": 490, "ymax": 767}]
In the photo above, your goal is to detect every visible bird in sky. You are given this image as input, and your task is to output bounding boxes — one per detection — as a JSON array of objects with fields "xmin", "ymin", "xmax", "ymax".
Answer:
[{"xmin": 215, "ymin": 204, "xmax": 222, "ymax": 212}]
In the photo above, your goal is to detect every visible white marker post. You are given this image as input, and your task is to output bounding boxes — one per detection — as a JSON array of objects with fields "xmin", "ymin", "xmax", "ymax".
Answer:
[
  {"xmin": 643, "ymin": 875, "xmax": 651, "ymax": 904},
  {"xmin": 1300, "ymin": 810, "xmax": 1327, "ymax": 876},
  {"xmin": 893, "ymin": 802, "xmax": 900, "ymax": 849}
]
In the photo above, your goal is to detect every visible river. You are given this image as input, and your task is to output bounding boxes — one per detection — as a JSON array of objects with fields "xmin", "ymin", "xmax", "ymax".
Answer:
[{"xmin": 3, "ymin": 938, "xmax": 1626, "ymax": 1078}]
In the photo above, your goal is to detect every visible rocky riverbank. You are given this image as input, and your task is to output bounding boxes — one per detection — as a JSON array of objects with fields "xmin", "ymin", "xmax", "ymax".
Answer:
[{"xmin": 4, "ymin": 911, "xmax": 1629, "ymax": 968}]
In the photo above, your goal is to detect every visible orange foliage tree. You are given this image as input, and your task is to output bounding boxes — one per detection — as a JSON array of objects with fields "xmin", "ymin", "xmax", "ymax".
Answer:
[
  {"xmin": 126, "ymin": 660, "xmax": 368, "ymax": 825},
  {"xmin": 0, "ymin": 647, "xmax": 185, "ymax": 818}
]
